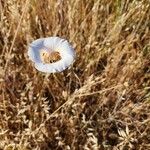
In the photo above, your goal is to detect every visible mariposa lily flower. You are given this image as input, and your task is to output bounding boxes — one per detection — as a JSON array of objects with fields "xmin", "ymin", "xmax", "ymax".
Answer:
[{"xmin": 28, "ymin": 37, "xmax": 75, "ymax": 73}]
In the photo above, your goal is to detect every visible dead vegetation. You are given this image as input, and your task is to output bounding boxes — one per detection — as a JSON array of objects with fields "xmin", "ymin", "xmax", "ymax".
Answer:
[{"xmin": 0, "ymin": 0, "xmax": 150, "ymax": 149}]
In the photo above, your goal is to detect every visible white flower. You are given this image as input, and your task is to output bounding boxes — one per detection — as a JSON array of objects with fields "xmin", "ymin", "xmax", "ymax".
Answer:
[{"xmin": 28, "ymin": 37, "xmax": 75, "ymax": 73}]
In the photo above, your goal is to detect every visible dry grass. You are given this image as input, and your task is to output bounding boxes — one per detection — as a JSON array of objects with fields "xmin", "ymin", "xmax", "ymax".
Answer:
[{"xmin": 0, "ymin": 0, "xmax": 150, "ymax": 149}]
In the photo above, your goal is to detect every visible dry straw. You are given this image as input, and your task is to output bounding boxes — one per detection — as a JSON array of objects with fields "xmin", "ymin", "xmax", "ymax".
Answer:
[{"xmin": 0, "ymin": 0, "xmax": 150, "ymax": 149}]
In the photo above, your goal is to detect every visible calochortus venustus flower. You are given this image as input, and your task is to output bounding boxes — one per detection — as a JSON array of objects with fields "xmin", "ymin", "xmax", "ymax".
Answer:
[{"xmin": 28, "ymin": 37, "xmax": 75, "ymax": 73}]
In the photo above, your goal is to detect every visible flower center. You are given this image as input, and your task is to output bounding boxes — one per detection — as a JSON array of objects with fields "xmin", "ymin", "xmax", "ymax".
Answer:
[{"xmin": 40, "ymin": 49, "xmax": 61, "ymax": 63}]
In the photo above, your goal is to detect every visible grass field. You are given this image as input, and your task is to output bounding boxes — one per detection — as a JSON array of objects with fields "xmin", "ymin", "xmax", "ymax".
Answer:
[{"xmin": 0, "ymin": 0, "xmax": 150, "ymax": 149}]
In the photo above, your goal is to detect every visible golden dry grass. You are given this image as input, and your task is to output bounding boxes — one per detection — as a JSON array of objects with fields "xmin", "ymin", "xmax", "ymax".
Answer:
[{"xmin": 0, "ymin": 0, "xmax": 150, "ymax": 149}]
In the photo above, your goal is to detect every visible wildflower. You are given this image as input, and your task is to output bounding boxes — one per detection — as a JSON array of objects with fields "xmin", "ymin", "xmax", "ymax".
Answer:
[{"xmin": 28, "ymin": 37, "xmax": 75, "ymax": 73}]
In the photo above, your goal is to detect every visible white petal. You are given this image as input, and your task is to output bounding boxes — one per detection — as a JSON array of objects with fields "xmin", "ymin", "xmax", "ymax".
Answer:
[
  {"xmin": 57, "ymin": 39, "xmax": 75, "ymax": 57},
  {"xmin": 35, "ymin": 63, "xmax": 56, "ymax": 73},
  {"xmin": 28, "ymin": 38, "xmax": 45, "ymax": 63},
  {"xmin": 43, "ymin": 37, "xmax": 61, "ymax": 51}
]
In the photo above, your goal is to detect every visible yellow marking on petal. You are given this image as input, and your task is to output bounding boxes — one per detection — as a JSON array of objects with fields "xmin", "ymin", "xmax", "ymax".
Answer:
[{"xmin": 40, "ymin": 49, "xmax": 61, "ymax": 64}]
